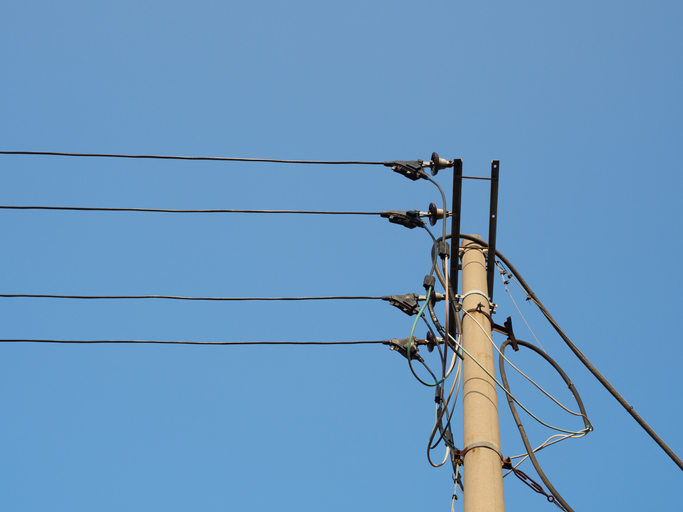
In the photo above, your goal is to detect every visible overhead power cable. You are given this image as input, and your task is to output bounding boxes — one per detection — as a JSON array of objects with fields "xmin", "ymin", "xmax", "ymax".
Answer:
[
  {"xmin": 0, "ymin": 294, "xmax": 388, "ymax": 301},
  {"xmin": 0, "ymin": 339, "xmax": 387, "ymax": 346},
  {"xmin": 0, "ymin": 206, "xmax": 381, "ymax": 215},
  {"xmin": 0, "ymin": 151, "xmax": 489, "ymax": 179},
  {"xmin": 0, "ymin": 150, "xmax": 385, "ymax": 165}
]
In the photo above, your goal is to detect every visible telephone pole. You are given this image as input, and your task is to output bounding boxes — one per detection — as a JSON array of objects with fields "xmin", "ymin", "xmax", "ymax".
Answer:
[{"xmin": 461, "ymin": 235, "xmax": 505, "ymax": 512}]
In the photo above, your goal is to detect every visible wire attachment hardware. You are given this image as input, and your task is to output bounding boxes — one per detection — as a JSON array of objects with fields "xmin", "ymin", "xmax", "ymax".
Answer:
[
  {"xmin": 384, "ymin": 293, "xmax": 421, "ymax": 316},
  {"xmin": 380, "ymin": 210, "xmax": 425, "ymax": 229},
  {"xmin": 492, "ymin": 316, "xmax": 519, "ymax": 351},
  {"xmin": 383, "ymin": 336, "xmax": 424, "ymax": 362},
  {"xmin": 384, "ymin": 160, "xmax": 427, "ymax": 181}
]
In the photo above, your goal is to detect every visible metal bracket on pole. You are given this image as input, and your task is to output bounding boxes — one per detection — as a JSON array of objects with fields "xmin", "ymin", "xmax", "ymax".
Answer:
[
  {"xmin": 486, "ymin": 160, "xmax": 500, "ymax": 304},
  {"xmin": 492, "ymin": 316, "xmax": 519, "ymax": 351},
  {"xmin": 448, "ymin": 159, "xmax": 463, "ymax": 342}
]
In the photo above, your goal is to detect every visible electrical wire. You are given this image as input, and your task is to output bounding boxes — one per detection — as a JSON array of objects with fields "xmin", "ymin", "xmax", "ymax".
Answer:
[
  {"xmin": 407, "ymin": 288, "xmax": 444, "ymax": 386},
  {"xmin": 495, "ymin": 260, "xmax": 547, "ymax": 353},
  {"xmin": 437, "ymin": 233, "xmax": 683, "ymax": 471},
  {"xmin": 0, "ymin": 294, "xmax": 387, "ymax": 301},
  {"xmin": 427, "ymin": 358, "xmax": 463, "ymax": 466},
  {"xmin": 505, "ymin": 431, "xmax": 588, "ymax": 476},
  {"xmin": 499, "ymin": 338, "xmax": 591, "ymax": 512},
  {"xmin": 448, "ymin": 332, "xmax": 587, "ymax": 436},
  {"xmin": 0, "ymin": 150, "xmax": 385, "ymax": 165},
  {"xmin": 462, "ymin": 309, "xmax": 583, "ymax": 417},
  {"xmin": 0, "ymin": 339, "xmax": 387, "ymax": 346},
  {"xmin": 0, "ymin": 205, "xmax": 381, "ymax": 215}
]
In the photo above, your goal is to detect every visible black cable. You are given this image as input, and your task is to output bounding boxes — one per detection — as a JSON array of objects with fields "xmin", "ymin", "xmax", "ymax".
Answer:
[
  {"xmin": 446, "ymin": 233, "xmax": 683, "ymax": 472},
  {"xmin": 499, "ymin": 338, "xmax": 590, "ymax": 512},
  {"xmin": 0, "ymin": 150, "xmax": 385, "ymax": 165},
  {"xmin": 0, "ymin": 339, "xmax": 386, "ymax": 346},
  {"xmin": 0, "ymin": 205, "xmax": 380, "ymax": 215},
  {"xmin": 423, "ymin": 175, "xmax": 450, "ymax": 375},
  {"xmin": 0, "ymin": 294, "xmax": 387, "ymax": 301}
]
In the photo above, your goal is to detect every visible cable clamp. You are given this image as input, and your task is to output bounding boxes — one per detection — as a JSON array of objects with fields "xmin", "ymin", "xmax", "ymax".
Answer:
[
  {"xmin": 383, "ymin": 336, "xmax": 424, "ymax": 362},
  {"xmin": 383, "ymin": 293, "xmax": 420, "ymax": 316},
  {"xmin": 460, "ymin": 289, "xmax": 489, "ymax": 302},
  {"xmin": 460, "ymin": 290, "xmax": 497, "ymax": 313},
  {"xmin": 462, "ymin": 441, "xmax": 503, "ymax": 459},
  {"xmin": 380, "ymin": 210, "xmax": 425, "ymax": 229},
  {"xmin": 384, "ymin": 160, "xmax": 428, "ymax": 181}
]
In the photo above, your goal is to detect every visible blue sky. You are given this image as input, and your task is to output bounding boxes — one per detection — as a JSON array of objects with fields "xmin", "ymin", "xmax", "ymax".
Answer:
[{"xmin": 1, "ymin": 1, "xmax": 682, "ymax": 511}]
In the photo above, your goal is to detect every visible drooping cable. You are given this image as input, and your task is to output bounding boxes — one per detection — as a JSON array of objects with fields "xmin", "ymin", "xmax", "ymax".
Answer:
[
  {"xmin": 435, "ymin": 233, "xmax": 683, "ymax": 471},
  {"xmin": 0, "ymin": 150, "xmax": 385, "ymax": 165},
  {"xmin": 448, "ymin": 332, "xmax": 587, "ymax": 436},
  {"xmin": 499, "ymin": 338, "xmax": 591, "ymax": 512}
]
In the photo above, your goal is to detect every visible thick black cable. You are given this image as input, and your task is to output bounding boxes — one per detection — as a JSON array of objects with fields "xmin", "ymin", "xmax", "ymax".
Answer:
[
  {"xmin": 0, "ymin": 205, "xmax": 380, "ymax": 215},
  {"xmin": 447, "ymin": 233, "xmax": 683, "ymax": 471},
  {"xmin": 0, "ymin": 150, "xmax": 385, "ymax": 165},
  {"xmin": 0, "ymin": 339, "xmax": 386, "ymax": 346},
  {"xmin": 0, "ymin": 294, "xmax": 386, "ymax": 301},
  {"xmin": 499, "ymin": 339, "xmax": 590, "ymax": 512}
]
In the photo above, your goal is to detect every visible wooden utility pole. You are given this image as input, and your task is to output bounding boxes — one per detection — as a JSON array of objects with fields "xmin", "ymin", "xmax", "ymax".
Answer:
[{"xmin": 461, "ymin": 235, "xmax": 505, "ymax": 512}]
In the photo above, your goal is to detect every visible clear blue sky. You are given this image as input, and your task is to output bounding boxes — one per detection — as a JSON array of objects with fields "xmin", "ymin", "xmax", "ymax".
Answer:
[{"xmin": 1, "ymin": 1, "xmax": 681, "ymax": 511}]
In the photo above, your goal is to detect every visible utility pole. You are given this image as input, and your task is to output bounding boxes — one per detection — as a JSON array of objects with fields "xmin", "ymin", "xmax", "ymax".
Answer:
[{"xmin": 461, "ymin": 235, "xmax": 505, "ymax": 512}]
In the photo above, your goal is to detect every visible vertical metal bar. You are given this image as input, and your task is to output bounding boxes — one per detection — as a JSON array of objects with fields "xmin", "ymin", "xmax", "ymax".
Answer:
[
  {"xmin": 448, "ymin": 159, "xmax": 463, "ymax": 341},
  {"xmin": 486, "ymin": 160, "xmax": 500, "ymax": 302}
]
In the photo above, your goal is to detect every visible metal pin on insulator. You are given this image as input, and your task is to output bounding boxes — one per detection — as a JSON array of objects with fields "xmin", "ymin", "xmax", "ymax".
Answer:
[{"xmin": 429, "ymin": 151, "xmax": 454, "ymax": 176}]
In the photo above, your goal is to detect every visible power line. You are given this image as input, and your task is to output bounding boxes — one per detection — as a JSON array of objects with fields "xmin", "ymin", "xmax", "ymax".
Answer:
[
  {"xmin": 0, "ymin": 294, "xmax": 387, "ymax": 301},
  {"xmin": 0, "ymin": 339, "xmax": 387, "ymax": 346},
  {"xmin": 0, "ymin": 150, "xmax": 385, "ymax": 165},
  {"xmin": 0, "ymin": 205, "xmax": 380, "ymax": 215},
  {"xmin": 0, "ymin": 151, "xmax": 490, "ymax": 179}
]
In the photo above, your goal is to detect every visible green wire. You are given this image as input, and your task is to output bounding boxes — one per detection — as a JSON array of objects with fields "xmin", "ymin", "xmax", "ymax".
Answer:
[{"xmin": 407, "ymin": 287, "xmax": 446, "ymax": 387}]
